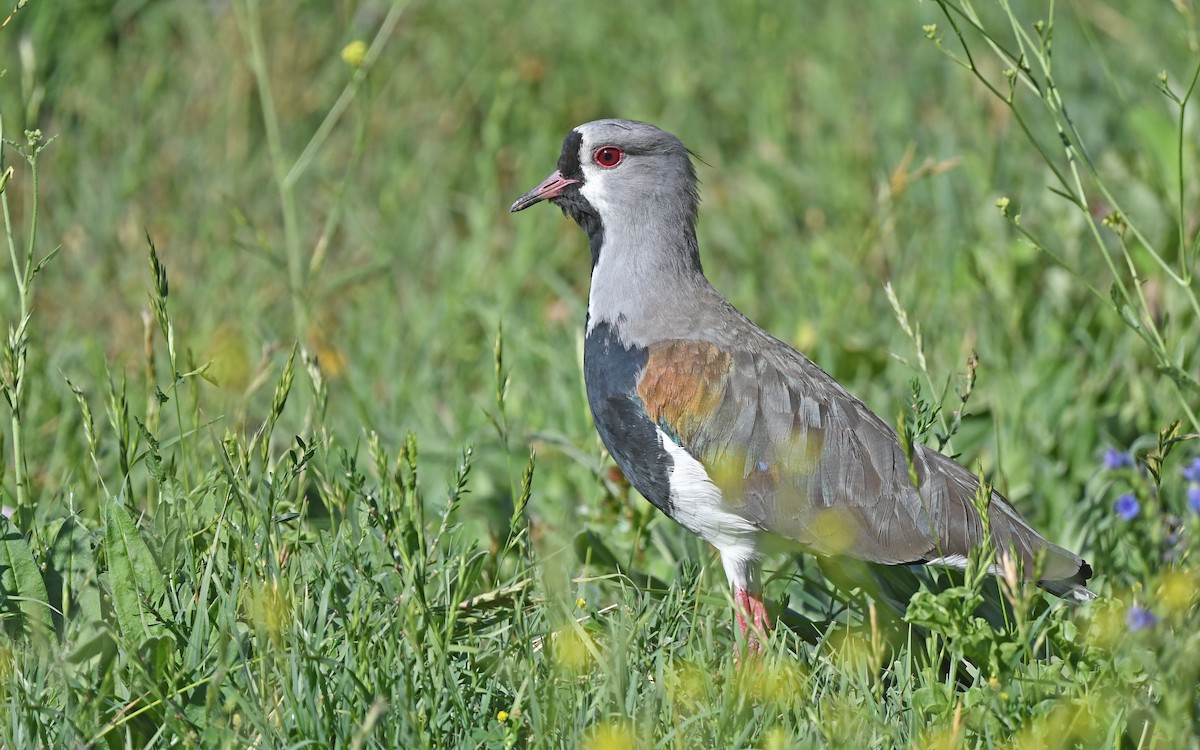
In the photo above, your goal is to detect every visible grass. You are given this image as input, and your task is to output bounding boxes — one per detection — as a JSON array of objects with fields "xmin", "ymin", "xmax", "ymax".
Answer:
[{"xmin": 0, "ymin": 0, "xmax": 1198, "ymax": 746}]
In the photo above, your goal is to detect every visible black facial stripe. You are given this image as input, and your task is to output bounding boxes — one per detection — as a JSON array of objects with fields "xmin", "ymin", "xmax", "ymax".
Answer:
[
  {"xmin": 552, "ymin": 191, "xmax": 603, "ymax": 268},
  {"xmin": 549, "ymin": 129, "xmax": 602, "ymax": 265},
  {"xmin": 557, "ymin": 130, "xmax": 584, "ymax": 181}
]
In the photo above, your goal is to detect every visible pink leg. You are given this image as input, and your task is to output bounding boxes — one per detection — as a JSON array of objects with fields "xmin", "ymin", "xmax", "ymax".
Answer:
[{"xmin": 734, "ymin": 588, "xmax": 771, "ymax": 656}]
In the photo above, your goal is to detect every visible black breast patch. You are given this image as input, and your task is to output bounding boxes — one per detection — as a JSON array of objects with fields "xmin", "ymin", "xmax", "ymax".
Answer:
[{"xmin": 583, "ymin": 320, "xmax": 674, "ymax": 515}]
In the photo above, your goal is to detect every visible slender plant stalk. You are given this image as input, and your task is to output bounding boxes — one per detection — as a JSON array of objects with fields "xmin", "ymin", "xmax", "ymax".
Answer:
[
  {"xmin": 234, "ymin": 0, "xmax": 408, "ymax": 341},
  {"xmin": 0, "ymin": 117, "xmax": 44, "ymax": 518},
  {"xmin": 236, "ymin": 0, "xmax": 307, "ymax": 338},
  {"xmin": 932, "ymin": 0, "xmax": 1200, "ymax": 432},
  {"xmin": 284, "ymin": 0, "xmax": 409, "ymax": 191},
  {"xmin": 1170, "ymin": 60, "xmax": 1200, "ymax": 280}
]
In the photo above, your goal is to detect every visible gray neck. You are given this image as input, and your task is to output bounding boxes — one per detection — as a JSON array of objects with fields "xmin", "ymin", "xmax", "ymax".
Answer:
[{"xmin": 586, "ymin": 214, "xmax": 714, "ymax": 341}]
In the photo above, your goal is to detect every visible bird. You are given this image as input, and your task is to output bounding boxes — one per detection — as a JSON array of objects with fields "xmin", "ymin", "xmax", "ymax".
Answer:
[{"xmin": 510, "ymin": 119, "xmax": 1094, "ymax": 651}]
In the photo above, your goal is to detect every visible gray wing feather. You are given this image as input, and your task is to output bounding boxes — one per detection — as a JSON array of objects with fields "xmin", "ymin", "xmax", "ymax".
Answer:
[{"xmin": 682, "ymin": 318, "xmax": 1088, "ymax": 588}]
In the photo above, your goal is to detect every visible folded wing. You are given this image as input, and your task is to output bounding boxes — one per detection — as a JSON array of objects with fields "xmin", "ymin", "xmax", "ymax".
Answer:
[{"xmin": 637, "ymin": 335, "xmax": 1092, "ymax": 597}]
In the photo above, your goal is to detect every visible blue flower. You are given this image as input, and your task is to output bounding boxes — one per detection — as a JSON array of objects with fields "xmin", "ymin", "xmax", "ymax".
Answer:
[
  {"xmin": 1126, "ymin": 605, "xmax": 1159, "ymax": 631},
  {"xmin": 1103, "ymin": 448, "xmax": 1134, "ymax": 471},
  {"xmin": 1188, "ymin": 485, "xmax": 1200, "ymax": 514},
  {"xmin": 1181, "ymin": 458, "xmax": 1200, "ymax": 483},
  {"xmin": 1114, "ymin": 493, "xmax": 1139, "ymax": 521}
]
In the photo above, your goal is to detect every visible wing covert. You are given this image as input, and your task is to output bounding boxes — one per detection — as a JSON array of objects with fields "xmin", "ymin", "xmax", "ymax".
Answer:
[{"xmin": 638, "ymin": 334, "xmax": 1082, "ymax": 577}]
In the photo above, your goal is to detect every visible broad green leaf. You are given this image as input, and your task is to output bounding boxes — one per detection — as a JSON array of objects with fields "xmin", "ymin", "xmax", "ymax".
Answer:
[
  {"xmin": 66, "ymin": 630, "xmax": 116, "ymax": 665},
  {"xmin": 0, "ymin": 516, "xmax": 52, "ymax": 639},
  {"xmin": 103, "ymin": 500, "xmax": 172, "ymax": 641},
  {"xmin": 47, "ymin": 516, "xmax": 102, "ymax": 627},
  {"xmin": 138, "ymin": 633, "xmax": 175, "ymax": 679}
]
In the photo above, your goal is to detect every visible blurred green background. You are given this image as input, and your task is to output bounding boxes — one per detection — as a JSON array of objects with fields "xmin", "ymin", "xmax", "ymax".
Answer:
[{"xmin": 2, "ymin": 0, "xmax": 1193, "ymax": 537}]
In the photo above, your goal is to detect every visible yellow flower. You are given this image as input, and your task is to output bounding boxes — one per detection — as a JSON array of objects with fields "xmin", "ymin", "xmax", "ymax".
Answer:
[
  {"xmin": 763, "ymin": 727, "xmax": 795, "ymax": 750},
  {"xmin": 1158, "ymin": 567, "xmax": 1197, "ymax": 614},
  {"xmin": 587, "ymin": 721, "xmax": 636, "ymax": 750},
  {"xmin": 496, "ymin": 710, "xmax": 509, "ymax": 723},
  {"xmin": 554, "ymin": 628, "xmax": 596, "ymax": 673},
  {"xmin": 341, "ymin": 40, "xmax": 367, "ymax": 68},
  {"xmin": 576, "ymin": 597, "xmax": 587, "ymax": 609}
]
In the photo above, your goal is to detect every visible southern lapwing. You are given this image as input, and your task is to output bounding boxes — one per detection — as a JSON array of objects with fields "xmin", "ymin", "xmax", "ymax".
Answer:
[{"xmin": 511, "ymin": 119, "xmax": 1094, "ymax": 651}]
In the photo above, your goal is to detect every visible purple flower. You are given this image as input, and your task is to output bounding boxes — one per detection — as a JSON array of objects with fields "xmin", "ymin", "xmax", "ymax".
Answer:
[
  {"xmin": 1114, "ymin": 493, "xmax": 1140, "ymax": 521},
  {"xmin": 1188, "ymin": 485, "xmax": 1200, "ymax": 514},
  {"xmin": 1103, "ymin": 448, "xmax": 1134, "ymax": 471},
  {"xmin": 1126, "ymin": 605, "xmax": 1159, "ymax": 631},
  {"xmin": 1182, "ymin": 458, "xmax": 1200, "ymax": 483}
]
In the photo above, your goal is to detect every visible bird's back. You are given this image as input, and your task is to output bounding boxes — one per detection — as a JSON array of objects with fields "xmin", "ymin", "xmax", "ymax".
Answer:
[{"xmin": 602, "ymin": 292, "xmax": 1092, "ymax": 598}]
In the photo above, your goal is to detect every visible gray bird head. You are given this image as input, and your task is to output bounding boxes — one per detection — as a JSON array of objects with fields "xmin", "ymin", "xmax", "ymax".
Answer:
[{"xmin": 510, "ymin": 119, "xmax": 701, "ymax": 269}]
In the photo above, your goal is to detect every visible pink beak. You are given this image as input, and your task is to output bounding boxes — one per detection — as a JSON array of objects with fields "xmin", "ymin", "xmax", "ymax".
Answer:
[{"xmin": 509, "ymin": 169, "xmax": 581, "ymax": 212}]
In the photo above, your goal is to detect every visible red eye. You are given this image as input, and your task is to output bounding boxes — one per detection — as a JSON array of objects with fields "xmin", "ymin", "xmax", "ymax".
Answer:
[{"xmin": 593, "ymin": 146, "xmax": 624, "ymax": 168}]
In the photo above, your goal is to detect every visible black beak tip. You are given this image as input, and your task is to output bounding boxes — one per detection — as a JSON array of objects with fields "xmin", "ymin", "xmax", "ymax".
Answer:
[{"xmin": 509, "ymin": 194, "xmax": 541, "ymax": 213}]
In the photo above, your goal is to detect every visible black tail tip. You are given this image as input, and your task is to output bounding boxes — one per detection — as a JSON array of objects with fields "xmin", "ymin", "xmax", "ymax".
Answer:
[
  {"xmin": 1039, "ymin": 558, "xmax": 1096, "ymax": 602},
  {"xmin": 1078, "ymin": 560, "xmax": 1094, "ymax": 583}
]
